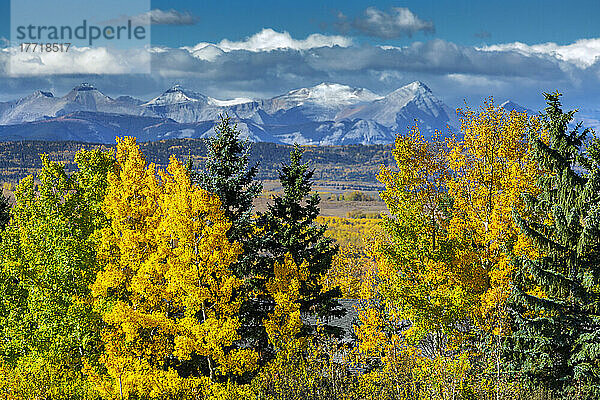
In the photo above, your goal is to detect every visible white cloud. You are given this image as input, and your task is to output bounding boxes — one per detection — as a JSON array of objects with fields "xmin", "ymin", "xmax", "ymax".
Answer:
[
  {"xmin": 2, "ymin": 29, "xmax": 600, "ymax": 110},
  {"xmin": 181, "ymin": 29, "xmax": 352, "ymax": 61},
  {"xmin": 143, "ymin": 9, "xmax": 199, "ymax": 26},
  {"xmin": 337, "ymin": 7, "xmax": 434, "ymax": 39},
  {"xmin": 209, "ymin": 28, "xmax": 353, "ymax": 52},
  {"xmin": 103, "ymin": 9, "xmax": 199, "ymax": 26},
  {"xmin": 446, "ymin": 73, "xmax": 507, "ymax": 88},
  {"xmin": 6, "ymin": 46, "xmax": 150, "ymax": 76},
  {"xmin": 1, "ymin": 31, "xmax": 580, "ymax": 81},
  {"xmin": 479, "ymin": 38, "xmax": 600, "ymax": 69}
]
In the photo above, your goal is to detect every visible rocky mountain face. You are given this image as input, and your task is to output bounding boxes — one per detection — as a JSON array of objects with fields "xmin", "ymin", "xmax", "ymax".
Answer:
[{"xmin": 0, "ymin": 81, "xmax": 463, "ymax": 144}]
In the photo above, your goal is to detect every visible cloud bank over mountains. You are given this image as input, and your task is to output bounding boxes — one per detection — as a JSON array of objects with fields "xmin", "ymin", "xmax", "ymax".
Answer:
[
  {"xmin": 2, "ymin": 27, "xmax": 600, "ymax": 109},
  {"xmin": 479, "ymin": 38, "xmax": 600, "ymax": 69},
  {"xmin": 186, "ymin": 28, "xmax": 354, "ymax": 53}
]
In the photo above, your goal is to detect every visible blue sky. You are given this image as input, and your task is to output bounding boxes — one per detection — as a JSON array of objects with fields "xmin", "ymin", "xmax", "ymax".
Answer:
[
  {"xmin": 147, "ymin": 0, "xmax": 600, "ymax": 47},
  {"xmin": 3, "ymin": 0, "xmax": 599, "ymax": 47},
  {"xmin": 1, "ymin": 0, "xmax": 600, "ymax": 113}
]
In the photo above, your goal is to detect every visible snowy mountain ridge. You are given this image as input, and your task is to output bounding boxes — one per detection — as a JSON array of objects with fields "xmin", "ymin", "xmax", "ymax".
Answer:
[{"xmin": 0, "ymin": 81, "xmax": 489, "ymax": 145}]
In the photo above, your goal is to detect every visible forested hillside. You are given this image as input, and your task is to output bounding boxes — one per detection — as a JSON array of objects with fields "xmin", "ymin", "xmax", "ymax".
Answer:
[{"xmin": 0, "ymin": 140, "xmax": 393, "ymax": 188}]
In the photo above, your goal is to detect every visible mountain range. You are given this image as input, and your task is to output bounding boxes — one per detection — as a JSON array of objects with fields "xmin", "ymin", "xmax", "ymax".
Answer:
[{"xmin": 0, "ymin": 81, "xmax": 523, "ymax": 145}]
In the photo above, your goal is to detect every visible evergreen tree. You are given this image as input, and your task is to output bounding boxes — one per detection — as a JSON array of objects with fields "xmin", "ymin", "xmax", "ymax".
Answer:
[
  {"xmin": 192, "ymin": 114, "xmax": 262, "ymax": 274},
  {"xmin": 258, "ymin": 144, "xmax": 344, "ymax": 338},
  {"xmin": 0, "ymin": 193, "xmax": 10, "ymax": 231},
  {"xmin": 506, "ymin": 92, "xmax": 600, "ymax": 396},
  {"xmin": 190, "ymin": 115, "xmax": 267, "ymax": 374}
]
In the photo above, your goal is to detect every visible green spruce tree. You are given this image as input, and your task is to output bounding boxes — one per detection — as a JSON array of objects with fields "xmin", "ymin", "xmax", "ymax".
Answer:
[
  {"xmin": 0, "ymin": 191, "xmax": 10, "ymax": 231},
  {"xmin": 190, "ymin": 115, "xmax": 268, "ymax": 374},
  {"xmin": 192, "ymin": 114, "xmax": 262, "ymax": 271},
  {"xmin": 257, "ymin": 144, "xmax": 344, "ymax": 338},
  {"xmin": 506, "ymin": 92, "xmax": 600, "ymax": 396}
]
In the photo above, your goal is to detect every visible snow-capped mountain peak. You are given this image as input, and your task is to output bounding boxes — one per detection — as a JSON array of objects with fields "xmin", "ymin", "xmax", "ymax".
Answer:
[
  {"xmin": 405, "ymin": 80, "xmax": 431, "ymax": 93},
  {"xmin": 13, "ymin": 90, "xmax": 55, "ymax": 106},
  {"xmin": 64, "ymin": 83, "xmax": 106, "ymax": 97},
  {"xmin": 207, "ymin": 97, "xmax": 254, "ymax": 107},
  {"xmin": 272, "ymin": 82, "xmax": 382, "ymax": 109},
  {"xmin": 30, "ymin": 90, "xmax": 54, "ymax": 99},
  {"xmin": 57, "ymin": 83, "xmax": 121, "ymax": 115},
  {"xmin": 385, "ymin": 81, "xmax": 433, "ymax": 102},
  {"xmin": 191, "ymin": 44, "xmax": 226, "ymax": 61},
  {"xmin": 63, "ymin": 83, "xmax": 114, "ymax": 104},
  {"xmin": 144, "ymin": 85, "xmax": 208, "ymax": 106},
  {"xmin": 334, "ymin": 80, "xmax": 456, "ymax": 133},
  {"xmin": 0, "ymin": 80, "xmax": 458, "ymax": 145}
]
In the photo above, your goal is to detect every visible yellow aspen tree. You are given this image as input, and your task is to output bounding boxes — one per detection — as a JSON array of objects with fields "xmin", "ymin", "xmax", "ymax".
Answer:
[
  {"xmin": 263, "ymin": 254, "xmax": 308, "ymax": 350},
  {"xmin": 380, "ymin": 126, "xmax": 450, "ymax": 251},
  {"xmin": 0, "ymin": 148, "xmax": 114, "ymax": 400},
  {"xmin": 257, "ymin": 254, "xmax": 342, "ymax": 399},
  {"xmin": 375, "ymin": 127, "xmax": 477, "ymax": 344},
  {"xmin": 354, "ymin": 126, "xmax": 477, "ymax": 397},
  {"xmin": 446, "ymin": 101, "xmax": 541, "ymax": 400},
  {"xmin": 446, "ymin": 100, "xmax": 541, "ymax": 330},
  {"xmin": 90, "ymin": 137, "xmax": 258, "ymax": 399}
]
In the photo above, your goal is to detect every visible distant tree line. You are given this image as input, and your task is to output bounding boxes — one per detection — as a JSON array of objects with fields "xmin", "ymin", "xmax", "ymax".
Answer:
[{"xmin": 0, "ymin": 139, "xmax": 394, "ymax": 184}]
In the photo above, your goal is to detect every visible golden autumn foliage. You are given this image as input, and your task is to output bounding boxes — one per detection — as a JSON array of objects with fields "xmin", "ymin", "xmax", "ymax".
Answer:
[
  {"xmin": 370, "ymin": 103, "xmax": 541, "ymax": 342},
  {"xmin": 380, "ymin": 127, "xmax": 450, "ymax": 249},
  {"xmin": 349, "ymin": 301, "xmax": 521, "ymax": 400},
  {"xmin": 347, "ymin": 101, "xmax": 544, "ymax": 400},
  {"xmin": 323, "ymin": 243, "xmax": 378, "ymax": 299},
  {"xmin": 375, "ymin": 126, "xmax": 476, "ymax": 343},
  {"xmin": 253, "ymin": 256, "xmax": 342, "ymax": 400},
  {"xmin": 318, "ymin": 215, "xmax": 381, "ymax": 248},
  {"xmin": 319, "ymin": 216, "xmax": 382, "ymax": 298},
  {"xmin": 446, "ymin": 100, "xmax": 541, "ymax": 331},
  {"xmin": 264, "ymin": 254, "xmax": 308, "ymax": 349},
  {"xmin": 0, "ymin": 148, "xmax": 114, "ymax": 400},
  {"xmin": 90, "ymin": 137, "xmax": 258, "ymax": 398}
]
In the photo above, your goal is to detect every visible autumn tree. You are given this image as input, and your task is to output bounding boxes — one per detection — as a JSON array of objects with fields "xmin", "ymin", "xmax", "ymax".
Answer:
[
  {"xmin": 90, "ymin": 137, "xmax": 258, "ymax": 398},
  {"xmin": 446, "ymin": 100, "xmax": 541, "ymax": 330},
  {"xmin": 375, "ymin": 127, "xmax": 472, "ymax": 346},
  {"xmin": 0, "ymin": 149, "xmax": 114, "ymax": 399},
  {"xmin": 262, "ymin": 255, "xmax": 308, "ymax": 349},
  {"xmin": 432, "ymin": 100, "xmax": 543, "ymax": 399},
  {"xmin": 366, "ymin": 103, "xmax": 541, "ymax": 397},
  {"xmin": 506, "ymin": 93, "xmax": 600, "ymax": 396}
]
